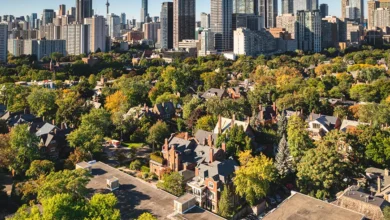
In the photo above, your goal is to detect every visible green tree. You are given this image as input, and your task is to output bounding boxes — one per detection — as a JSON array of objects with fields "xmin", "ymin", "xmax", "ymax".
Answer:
[
  {"xmin": 201, "ymin": 71, "xmax": 226, "ymax": 90},
  {"xmin": 217, "ymin": 125, "xmax": 251, "ymax": 157},
  {"xmin": 27, "ymin": 88, "xmax": 57, "ymax": 118},
  {"xmin": 157, "ymin": 172, "xmax": 184, "ymax": 196},
  {"xmin": 218, "ymin": 186, "xmax": 234, "ymax": 218},
  {"xmin": 138, "ymin": 213, "xmax": 157, "ymax": 220},
  {"xmin": 195, "ymin": 115, "xmax": 215, "ymax": 131},
  {"xmin": 384, "ymin": 206, "xmax": 390, "ymax": 220},
  {"xmin": 26, "ymin": 160, "xmax": 55, "ymax": 179},
  {"xmin": 87, "ymin": 193, "xmax": 121, "ymax": 220},
  {"xmin": 182, "ymin": 97, "xmax": 202, "ymax": 120},
  {"xmin": 296, "ymin": 140, "xmax": 348, "ymax": 200},
  {"xmin": 147, "ymin": 121, "xmax": 170, "ymax": 151},
  {"xmin": 56, "ymin": 90, "xmax": 85, "ymax": 126},
  {"xmin": 234, "ymin": 151, "xmax": 275, "ymax": 206},
  {"xmin": 41, "ymin": 193, "xmax": 85, "ymax": 220},
  {"xmin": 277, "ymin": 112, "xmax": 288, "ymax": 138},
  {"xmin": 9, "ymin": 124, "xmax": 40, "ymax": 175},
  {"xmin": 287, "ymin": 115, "xmax": 314, "ymax": 165},
  {"xmin": 275, "ymin": 135, "xmax": 294, "ymax": 177},
  {"xmin": 67, "ymin": 125, "xmax": 104, "ymax": 154}
]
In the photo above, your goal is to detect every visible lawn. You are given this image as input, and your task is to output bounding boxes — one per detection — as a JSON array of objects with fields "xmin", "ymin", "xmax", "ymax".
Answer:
[{"xmin": 122, "ymin": 142, "xmax": 144, "ymax": 149}]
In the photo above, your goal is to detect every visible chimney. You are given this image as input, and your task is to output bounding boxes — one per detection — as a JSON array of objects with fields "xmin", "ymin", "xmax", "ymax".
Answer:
[
  {"xmin": 259, "ymin": 104, "xmax": 263, "ymax": 112},
  {"xmin": 247, "ymin": 116, "xmax": 250, "ymax": 124},
  {"xmin": 195, "ymin": 167, "xmax": 199, "ymax": 176},
  {"xmin": 61, "ymin": 123, "xmax": 65, "ymax": 130},
  {"xmin": 52, "ymin": 119, "xmax": 55, "ymax": 125},
  {"xmin": 144, "ymin": 103, "xmax": 147, "ymax": 110},
  {"xmin": 218, "ymin": 115, "xmax": 222, "ymax": 134},
  {"xmin": 310, "ymin": 113, "xmax": 313, "ymax": 121},
  {"xmin": 231, "ymin": 114, "xmax": 235, "ymax": 128},
  {"xmin": 300, "ymin": 109, "xmax": 303, "ymax": 115},
  {"xmin": 222, "ymin": 142, "xmax": 226, "ymax": 152},
  {"xmin": 164, "ymin": 138, "xmax": 168, "ymax": 151},
  {"xmin": 378, "ymin": 176, "xmax": 382, "ymax": 193},
  {"xmin": 385, "ymin": 169, "xmax": 389, "ymax": 177},
  {"xmin": 209, "ymin": 148, "xmax": 214, "ymax": 163},
  {"xmin": 184, "ymin": 132, "xmax": 189, "ymax": 140},
  {"xmin": 207, "ymin": 134, "xmax": 212, "ymax": 147},
  {"xmin": 24, "ymin": 108, "xmax": 27, "ymax": 115}
]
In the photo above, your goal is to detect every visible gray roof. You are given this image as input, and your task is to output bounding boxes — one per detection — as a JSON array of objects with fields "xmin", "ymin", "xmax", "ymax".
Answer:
[
  {"xmin": 194, "ymin": 130, "xmax": 218, "ymax": 146},
  {"xmin": 340, "ymin": 185, "xmax": 387, "ymax": 208},
  {"xmin": 36, "ymin": 123, "xmax": 57, "ymax": 136},
  {"xmin": 201, "ymin": 88, "xmax": 227, "ymax": 100},
  {"xmin": 307, "ymin": 113, "xmax": 339, "ymax": 130},
  {"xmin": 198, "ymin": 160, "xmax": 238, "ymax": 184},
  {"xmin": 340, "ymin": 120, "xmax": 368, "ymax": 132}
]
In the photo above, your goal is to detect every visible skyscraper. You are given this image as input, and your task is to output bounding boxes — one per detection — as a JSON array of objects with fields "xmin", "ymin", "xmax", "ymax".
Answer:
[
  {"xmin": 121, "ymin": 13, "xmax": 126, "ymax": 24},
  {"xmin": 201, "ymin": 13, "xmax": 210, "ymax": 29},
  {"xmin": 294, "ymin": 0, "xmax": 319, "ymax": 13},
  {"xmin": 107, "ymin": 14, "xmax": 121, "ymax": 39},
  {"xmin": 320, "ymin": 4, "xmax": 329, "ymax": 18},
  {"xmin": 343, "ymin": 0, "xmax": 364, "ymax": 23},
  {"xmin": 61, "ymin": 23, "xmax": 90, "ymax": 55},
  {"xmin": 160, "ymin": 2, "xmax": 173, "ymax": 49},
  {"xmin": 59, "ymin": 5, "xmax": 66, "ymax": 17},
  {"xmin": 141, "ymin": 0, "xmax": 148, "ymax": 23},
  {"xmin": 233, "ymin": 0, "xmax": 256, "ymax": 14},
  {"xmin": 76, "ymin": 0, "xmax": 93, "ymax": 24},
  {"xmin": 30, "ymin": 13, "xmax": 38, "ymax": 29},
  {"xmin": 258, "ymin": 0, "xmax": 278, "ymax": 28},
  {"xmin": 296, "ymin": 10, "xmax": 321, "ymax": 52},
  {"xmin": 341, "ymin": 0, "xmax": 349, "ymax": 19},
  {"xmin": 211, "ymin": 0, "xmax": 233, "ymax": 51},
  {"xmin": 85, "ymin": 15, "xmax": 107, "ymax": 52},
  {"xmin": 282, "ymin": 0, "xmax": 294, "ymax": 14},
  {"xmin": 173, "ymin": 0, "xmax": 196, "ymax": 48},
  {"xmin": 0, "ymin": 24, "xmax": 8, "ymax": 63},
  {"xmin": 42, "ymin": 9, "xmax": 55, "ymax": 25}
]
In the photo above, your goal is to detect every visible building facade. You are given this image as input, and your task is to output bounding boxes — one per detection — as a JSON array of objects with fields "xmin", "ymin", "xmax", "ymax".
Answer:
[
  {"xmin": 84, "ymin": 15, "xmax": 107, "ymax": 53},
  {"xmin": 76, "ymin": 0, "xmax": 93, "ymax": 24},
  {"xmin": 211, "ymin": 0, "xmax": 233, "ymax": 51},
  {"xmin": 0, "ymin": 24, "xmax": 8, "ymax": 63},
  {"xmin": 24, "ymin": 39, "xmax": 66, "ymax": 60},
  {"xmin": 277, "ymin": 13, "xmax": 296, "ymax": 38},
  {"xmin": 200, "ymin": 12, "xmax": 210, "ymax": 29},
  {"xmin": 141, "ymin": 0, "xmax": 148, "ymax": 23},
  {"xmin": 160, "ymin": 2, "xmax": 174, "ymax": 49},
  {"xmin": 107, "ymin": 14, "xmax": 121, "ymax": 39},
  {"xmin": 61, "ymin": 24, "xmax": 90, "ymax": 55},
  {"xmin": 42, "ymin": 9, "xmax": 55, "ymax": 26},
  {"xmin": 282, "ymin": 0, "xmax": 294, "ymax": 14},
  {"xmin": 258, "ymin": 0, "xmax": 278, "ymax": 28},
  {"xmin": 173, "ymin": 0, "xmax": 196, "ymax": 48},
  {"xmin": 320, "ymin": 4, "xmax": 329, "ymax": 18},
  {"xmin": 296, "ymin": 10, "xmax": 322, "ymax": 52},
  {"xmin": 294, "ymin": 0, "xmax": 319, "ymax": 13},
  {"xmin": 234, "ymin": 27, "xmax": 277, "ymax": 56},
  {"xmin": 233, "ymin": 0, "xmax": 256, "ymax": 14},
  {"xmin": 143, "ymin": 22, "xmax": 161, "ymax": 43}
]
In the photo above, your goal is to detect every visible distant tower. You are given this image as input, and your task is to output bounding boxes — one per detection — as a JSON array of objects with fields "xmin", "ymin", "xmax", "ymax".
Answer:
[{"xmin": 106, "ymin": 0, "xmax": 110, "ymax": 14}]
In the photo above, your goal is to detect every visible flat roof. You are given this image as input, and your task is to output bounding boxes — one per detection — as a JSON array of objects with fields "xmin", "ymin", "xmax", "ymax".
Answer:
[
  {"xmin": 175, "ymin": 193, "xmax": 196, "ymax": 204},
  {"xmin": 263, "ymin": 192, "xmax": 365, "ymax": 220},
  {"xmin": 87, "ymin": 162, "xmax": 222, "ymax": 220}
]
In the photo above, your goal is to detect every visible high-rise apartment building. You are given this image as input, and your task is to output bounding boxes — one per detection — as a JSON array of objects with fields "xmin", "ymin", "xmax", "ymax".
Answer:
[
  {"xmin": 42, "ymin": 9, "xmax": 55, "ymax": 25},
  {"xmin": 320, "ymin": 4, "xmax": 329, "ymax": 18},
  {"xmin": 61, "ymin": 23, "xmax": 90, "ymax": 55},
  {"xmin": 59, "ymin": 5, "xmax": 66, "ymax": 17},
  {"xmin": 144, "ymin": 22, "xmax": 161, "ymax": 43},
  {"xmin": 259, "ymin": 0, "xmax": 278, "ymax": 28},
  {"xmin": 173, "ymin": 0, "xmax": 196, "ymax": 48},
  {"xmin": 121, "ymin": 13, "xmax": 126, "ymax": 25},
  {"xmin": 30, "ymin": 13, "xmax": 38, "ymax": 29},
  {"xmin": 68, "ymin": 7, "xmax": 76, "ymax": 17},
  {"xmin": 276, "ymin": 14, "xmax": 296, "ymax": 38},
  {"xmin": 294, "ymin": 0, "xmax": 319, "ymax": 13},
  {"xmin": 24, "ymin": 39, "xmax": 66, "ymax": 60},
  {"xmin": 374, "ymin": 8, "xmax": 390, "ymax": 28},
  {"xmin": 233, "ymin": 0, "xmax": 256, "ymax": 14},
  {"xmin": 198, "ymin": 29, "xmax": 216, "ymax": 56},
  {"xmin": 76, "ymin": 0, "xmax": 93, "ymax": 24},
  {"xmin": 282, "ymin": 0, "xmax": 294, "ymax": 14},
  {"xmin": 201, "ymin": 13, "xmax": 210, "ymax": 29},
  {"xmin": 234, "ymin": 27, "xmax": 277, "ymax": 56},
  {"xmin": 321, "ymin": 16, "xmax": 339, "ymax": 49},
  {"xmin": 0, "ymin": 24, "xmax": 8, "ymax": 63},
  {"xmin": 296, "ymin": 10, "xmax": 321, "ymax": 52},
  {"xmin": 368, "ymin": 0, "xmax": 390, "ymax": 29},
  {"xmin": 84, "ymin": 15, "xmax": 107, "ymax": 52},
  {"xmin": 141, "ymin": 0, "xmax": 148, "ymax": 23},
  {"xmin": 342, "ymin": 0, "xmax": 364, "ymax": 23},
  {"xmin": 211, "ymin": 0, "xmax": 233, "ymax": 51},
  {"xmin": 160, "ymin": 2, "xmax": 174, "ymax": 49},
  {"xmin": 107, "ymin": 14, "xmax": 121, "ymax": 39}
]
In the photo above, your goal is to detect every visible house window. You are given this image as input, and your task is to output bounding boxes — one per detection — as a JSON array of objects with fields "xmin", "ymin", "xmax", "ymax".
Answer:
[
  {"xmin": 50, "ymin": 147, "xmax": 56, "ymax": 152},
  {"xmin": 313, "ymin": 123, "xmax": 321, "ymax": 129},
  {"xmin": 208, "ymin": 182, "xmax": 214, "ymax": 189}
]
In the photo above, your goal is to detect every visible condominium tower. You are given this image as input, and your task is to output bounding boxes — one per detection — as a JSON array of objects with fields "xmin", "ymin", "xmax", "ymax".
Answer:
[
  {"xmin": 173, "ymin": 0, "xmax": 196, "ymax": 48},
  {"xmin": 211, "ymin": 0, "xmax": 233, "ymax": 51}
]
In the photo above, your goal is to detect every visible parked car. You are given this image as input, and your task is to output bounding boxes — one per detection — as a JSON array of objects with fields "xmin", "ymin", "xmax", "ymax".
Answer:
[{"xmin": 267, "ymin": 196, "xmax": 277, "ymax": 205}]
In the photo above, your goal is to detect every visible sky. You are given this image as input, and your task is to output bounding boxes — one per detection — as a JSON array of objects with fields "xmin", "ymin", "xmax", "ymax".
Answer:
[{"xmin": 0, "ymin": 0, "xmax": 366, "ymax": 21}]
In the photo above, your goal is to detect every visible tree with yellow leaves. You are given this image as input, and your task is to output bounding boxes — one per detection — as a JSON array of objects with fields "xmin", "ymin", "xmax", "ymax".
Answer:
[
  {"xmin": 105, "ymin": 91, "xmax": 127, "ymax": 114},
  {"xmin": 234, "ymin": 151, "xmax": 276, "ymax": 205}
]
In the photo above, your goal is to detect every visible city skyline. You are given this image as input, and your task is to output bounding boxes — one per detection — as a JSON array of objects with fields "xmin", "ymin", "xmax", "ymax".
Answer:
[{"xmin": 0, "ymin": 0, "xmax": 358, "ymax": 21}]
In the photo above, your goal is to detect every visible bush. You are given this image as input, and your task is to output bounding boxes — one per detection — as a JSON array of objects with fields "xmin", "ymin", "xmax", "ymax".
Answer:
[
  {"xmin": 129, "ymin": 160, "xmax": 142, "ymax": 171},
  {"xmin": 142, "ymin": 172, "xmax": 149, "ymax": 179},
  {"xmin": 141, "ymin": 166, "xmax": 150, "ymax": 173},
  {"xmin": 150, "ymin": 152, "xmax": 164, "ymax": 164}
]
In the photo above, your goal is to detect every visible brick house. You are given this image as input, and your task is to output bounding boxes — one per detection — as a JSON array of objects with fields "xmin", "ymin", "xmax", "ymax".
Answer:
[
  {"xmin": 150, "ymin": 133, "xmax": 227, "ymax": 180},
  {"xmin": 35, "ymin": 122, "xmax": 72, "ymax": 159},
  {"xmin": 187, "ymin": 159, "xmax": 239, "ymax": 213},
  {"xmin": 152, "ymin": 102, "xmax": 176, "ymax": 120},
  {"xmin": 256, "ymin": 103, "xmax": 278, "ymax": 126}
]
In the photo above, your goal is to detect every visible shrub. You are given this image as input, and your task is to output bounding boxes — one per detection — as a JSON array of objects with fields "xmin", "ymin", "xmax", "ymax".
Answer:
[
  {"xmin": 141, "ymin": 166, "xmax": 150, "ymax": 173},
  {"xmin": 129, "ymin": 160, "xmax": 142, "ymax": 171}
]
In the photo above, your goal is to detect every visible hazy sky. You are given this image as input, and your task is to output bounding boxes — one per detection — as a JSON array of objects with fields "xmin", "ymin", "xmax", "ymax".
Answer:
[{"xmin": 0, "ymin": 0, "xmax": 365, "ymax": 20}]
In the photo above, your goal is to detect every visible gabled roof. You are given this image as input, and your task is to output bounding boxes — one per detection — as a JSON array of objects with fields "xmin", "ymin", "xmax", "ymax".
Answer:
[
  {"xmin": 154, "ymin": 102, "xmax": 175, "ymax": 116},
  {"xmin": 197, "ymin": 160, "xmax": 238, "ymax": 184},
  {"xmin": 340, "ymin": 120, "xmax": 368, "ymax": 132},
  {"xmin": 36, "ymin": 123, "xmax": 57, "ymax": 136},
  {"xmin": 213, "ymin": 117, "xmax": 250, "ymax": 134},
  {"xmin": 201, "ymin": 88, "xmax": 227, "ymax": 100},
  {"xmin": 194, "ymin": 130, "xmax": 218, "ymax": 146},
  {"xmin": 307, "ymin": 113, "xmax": 339, "ymax": 131}
]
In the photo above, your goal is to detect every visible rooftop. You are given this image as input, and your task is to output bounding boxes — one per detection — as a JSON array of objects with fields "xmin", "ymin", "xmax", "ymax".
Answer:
[{"xmin": 263, "ymin": 192, "xmax": 365, "ymax": 220}]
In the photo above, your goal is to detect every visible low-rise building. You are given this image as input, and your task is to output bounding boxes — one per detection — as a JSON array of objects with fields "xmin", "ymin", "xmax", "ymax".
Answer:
[{"xmin": 306, "ymin": 113, "xmax": 341, "ymax": 140}]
